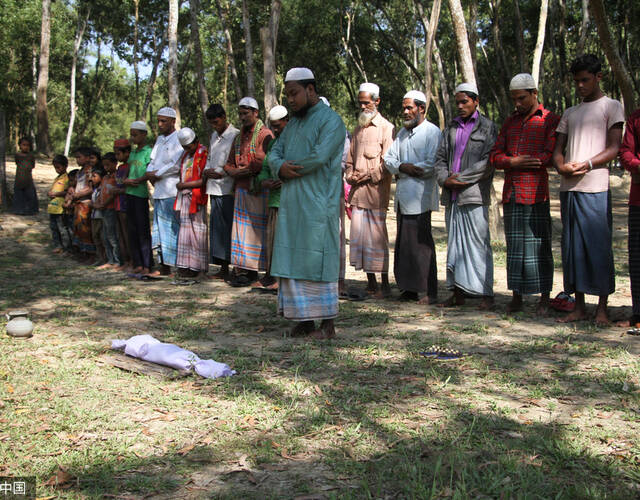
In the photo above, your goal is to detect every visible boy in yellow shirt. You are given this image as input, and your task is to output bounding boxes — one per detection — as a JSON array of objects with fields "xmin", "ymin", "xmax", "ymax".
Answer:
[{"xmin": 48, "ymin": 154, "xmax": 71, "ymax": 253}]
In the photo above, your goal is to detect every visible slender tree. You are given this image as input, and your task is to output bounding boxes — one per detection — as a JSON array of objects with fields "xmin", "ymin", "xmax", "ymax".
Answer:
[
  {"xmin": 64, "ymin": 7, "xmax": 90, "ymax": 156},
  {"xmin": 0, "ymin": 108, "xmax": 7, "ymax": 209},
  {"xmin": 447, "ymin": 0, "xmax": 476, "ymax": 86},
  {"xmin": 261, "ymin": 0, "xmax": 282, "ymax": 116},
  {"xmin": 242, "ymin": 0, "xmax": 255, "ymax": 97},
  {"xmin": 141, "ymin": 31, "xmax": 167, "ymax": 120},
  {"xmin": 36, "ymin": 0, "xmax": 52, "ymax": 155},
  {"xmin": 189, "ymin": 0, "xmax": 209, "ymax": 126},
  {"xmin": 133, "ymin": 0, "xmax": 141, "ymax": 118},
  {"xmin": 589, "ymin": 0, "xmax": 636, "ymax": 115},
  {"xmin": 215, "ymin": 0, "xmax": 243, "ymax": 101},
  {"xmin": 531, "ymin": 0, "xmax": 549, "ymax": 86},
  {"xmin": 168, "ymin": 0, "xmax": 181, "ymax": 127}
]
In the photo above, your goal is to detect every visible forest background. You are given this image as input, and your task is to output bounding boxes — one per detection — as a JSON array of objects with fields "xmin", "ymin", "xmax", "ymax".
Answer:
[{"xmin": 0, "ymin": 0, "xmax": 639, "ymax": 163}]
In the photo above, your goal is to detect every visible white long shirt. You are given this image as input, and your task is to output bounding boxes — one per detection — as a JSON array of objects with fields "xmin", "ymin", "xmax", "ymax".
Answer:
[
  {"xmin": 146, "ymin": 130, "xmax": 183, "ymax": 199},
  {"xmin": 204, "ymin": 125, "xmax": 240, "ymax": 196},
  {"xmin": 384, "ymin": 119, "xmax": 442, "ymax": 215}
]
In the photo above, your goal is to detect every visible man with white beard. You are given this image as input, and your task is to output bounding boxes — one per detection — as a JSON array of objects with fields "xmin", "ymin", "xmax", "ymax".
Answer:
[{"xmin": 345, "ymin": 82, "xmax": 394, "ymax": 297}]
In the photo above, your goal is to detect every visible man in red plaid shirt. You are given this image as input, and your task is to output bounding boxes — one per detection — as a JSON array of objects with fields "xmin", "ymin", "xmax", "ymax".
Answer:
[{"xmin": 490, "ymin": 73, "xmax": 560, "ymax": 315}]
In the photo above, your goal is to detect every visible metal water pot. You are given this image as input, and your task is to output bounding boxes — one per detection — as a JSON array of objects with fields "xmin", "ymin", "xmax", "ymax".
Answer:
[{"xmin": 5, "ymin": 310, "xmax": 34, "ymax": 338}]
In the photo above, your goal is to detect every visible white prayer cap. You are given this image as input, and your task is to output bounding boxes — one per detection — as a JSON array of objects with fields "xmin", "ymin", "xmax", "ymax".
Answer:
[
  {"xmin": 319, "ymin": 96, "xmax": 331, "ymax": 107},
  {"xmin": 454, "ymin": 82, "xmax": 479, "ymax": 96},
  {"xmin": 509, "ymin": 73, "xmax": 537, "ymax": 90},
  {"xmin": 238, "ymin": 96, "xmax": 259, "ymax": 110},
  {"xmin": 268, "ymin": 105, "xmax": 288, "ymax": 121},
  {"xmin": 177, "ymin": 127, "xmax": 196, "ymax": 146},
  {"xmin": 403, "ymin": 90, "xmax": 427, "ymax": 103},
  {"xmin": 130, "ymin": 120, "xmax": 148, "ymax": 131},
  {"xmin": 284, "ymin": 67, "xmax": 315, "ymax": 82},
  {"xmin": 157, "ymin": 106, "xmax": 177, "ymax": 118},
  {"xmin": 359, "ymin": 82, "xmax": 380, "ymax": 97}
]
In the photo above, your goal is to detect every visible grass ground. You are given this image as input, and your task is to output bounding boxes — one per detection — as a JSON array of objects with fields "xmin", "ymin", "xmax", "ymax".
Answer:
[{"xmin": 1, "ymin": 159, "xmax": 639, "ymax": 499}]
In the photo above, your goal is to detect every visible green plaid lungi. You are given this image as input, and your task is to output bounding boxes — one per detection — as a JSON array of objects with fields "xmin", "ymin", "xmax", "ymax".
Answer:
[{"xmin": 504, "ymin": 197, "xmax": 553, "ymax": 295}]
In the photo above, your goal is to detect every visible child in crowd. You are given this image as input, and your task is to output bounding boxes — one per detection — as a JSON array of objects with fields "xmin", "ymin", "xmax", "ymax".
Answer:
[
  {"xmin": 113, "ymin": 139, "xmax": 132, "ymax": 270},
  {"xmin": 12, "ymin": 137, "xmax": 38, "ymax": 215},
  {"xmin": 63, "ymin": 169, "xmax": 79, "ymax": 255},
  {"xmin": 72, "ymin": 147, "xmax": 96, "ymax": 261},
  {"xmin": 99, "ymin": 153, "xmax": 123, "ymax": 269},
  {"xmin": 47, "ymin": 154, "xmax": 71, "ymax": 253},
  {"xmin": 88, "ymin": 148, "xmax": 102, "ymax": 170},
  {"xmin": 89, "ymin": 166, "xmax": 107, "ymax": 266}
]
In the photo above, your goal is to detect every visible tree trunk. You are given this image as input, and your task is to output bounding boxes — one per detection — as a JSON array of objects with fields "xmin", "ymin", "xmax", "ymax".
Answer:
[
  {"xmin": 64, "ymin": 8, "xmax": 89, "ymax": 157},
  {"xmin": 141, "ymin": 32, "xmax": 167, "ymax": 121},
  {"xmin": 488, "ymin": 0, "xmax": 511, "ymax": 116},
  {"xmin": 261, "ymin": 0, "xmax": 281, "ymax": 116},
  {"xmin": 589, "ymin": 0, "xmax": 636, "ymax": 115},
  {"xmin": 576, "ymin": 0, "xmax": 590, "ymax": 54},
  {"xmin": 190, "ymin": 0, "xmax": 209, "ymax": 127},
  {"xmin": 31, "ymin": 45, "xmax": 37, "ymax": 147},
  {"xmin": 434, "ymin": 42, "xmax": 451, "ymax": 123},
  {"xmin": 0, "ymin": 108, "xmax": 7, "ymax": 209},
  {"xmin": 133, "ymin": 0, "xmax": 140, "ymax": 118},
  {"xmin": 513, "ymin": 0, "xmax": 526, "ymax": 72},
  {"xmin": 36, "ymin": 0, "xmax": 52, "ymax": 155},
  {"xmin": 468, "ymin": 0, "xmax": 478, "ymax": 75},
  {"xmin": 556, "ymin": 0, "xmax": 572, "ymax": 109},
  {"xmin": 242, "ymin": 0, "xmax": 255, "ymax": 97},
  {"xmin": 531, "ymin": 0, "xmax": 549, "ymax": 86},
  {"xmin": 215, "ymin": 0, "xmax": 243, "ymax": 101},
  {"xmin": 446, "ymin": 0, "xmax": 476, "ymax": 87},
  {"xmin": 414, "ymin": 0, "xmax": 442, "ymax": 116},
  {"xmin": 168, "ymin": 0, "xmax": 181, "ymax": 127}
]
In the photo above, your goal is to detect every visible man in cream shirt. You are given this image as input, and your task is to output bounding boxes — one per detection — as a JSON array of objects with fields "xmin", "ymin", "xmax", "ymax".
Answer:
[{"xmin": 145, "ymin": 106, "xmax": 184, "ymax": 275}]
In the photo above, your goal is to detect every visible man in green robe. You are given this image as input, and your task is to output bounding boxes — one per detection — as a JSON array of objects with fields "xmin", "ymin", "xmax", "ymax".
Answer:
[{"xmin": 269, "ymin": 67, "xmax": 347, "ymax": 339}]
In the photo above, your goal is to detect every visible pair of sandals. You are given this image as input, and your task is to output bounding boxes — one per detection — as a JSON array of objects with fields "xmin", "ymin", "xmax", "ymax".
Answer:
[{"xmin": 419, "ymin": 345, "xmax": 464, "ymax": 360}]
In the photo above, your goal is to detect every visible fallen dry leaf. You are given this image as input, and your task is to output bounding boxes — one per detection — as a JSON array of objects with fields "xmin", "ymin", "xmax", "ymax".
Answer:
[
  {"xmin": 44, "ymin": 466, "xmax": 73, "ymax": 488},
  {"xmin": 314, "ymin": 385, "xmax": 323, "ymax": 396},
  {"xmin": 178, "ymin": 444, "xmax": 195, "ymax": 456}
]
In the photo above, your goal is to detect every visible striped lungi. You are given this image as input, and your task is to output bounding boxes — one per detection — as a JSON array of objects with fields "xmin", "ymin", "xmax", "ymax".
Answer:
[
  {"xmin": 560, "ymin": 191, "xmax": 615, "ymax": 296},
  {"xmin": 629, "ymin": 205, "xmax": 640, "ymax": 316},
  {"xmin": 151, "ymin": 197, "xmax": 179, "ymax": 267},
  {"xmin": 503, "ymin": 198, "xmax": 553, "ymax": 295},
  {"xmin": 445, "ymin": 202, "xmax": 493, "ymax": 297},
  {"xmin": 176, "ymin": 193, "xmax": 209, "ymax": 272},
  {"xmin": 278, "ymin": 278, "xmax": 339, "ymax": 321},
  {"xmin": 230, "ymin": 187, "xmax": 268, "ymax": 271},
  {"xmin": 349, "ymin": 207, "xmax": 389, "ymax": 273}
]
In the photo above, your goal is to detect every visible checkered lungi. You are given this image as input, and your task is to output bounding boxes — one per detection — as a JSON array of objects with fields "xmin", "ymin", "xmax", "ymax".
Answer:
[
  {"xmin": 230, "ymin": 187, "xmax": 268, "ymax": 271},
  {"xmin": 152, "ymin": 197, "xmax": 179, "ymax": 267},
  {"xmin": 629, "ymin": 205, "xmax": 640, "ymax": 316},
  {"xmin": 349, "ymin": 207, "xmax": 389, "ymax": 273},
  {"xmin": 278, "ymin": 278, "xmax": 339, "ymax": 321},
  {"xmin": 504, "ymin": 198, "xmax": 554, "ymax": 295},
  {"xmin": 176, "ymin": 193, "xmax": 209, "ymax": 272}
]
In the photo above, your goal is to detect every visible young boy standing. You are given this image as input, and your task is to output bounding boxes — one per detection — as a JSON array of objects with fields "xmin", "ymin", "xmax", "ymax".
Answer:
[
  {"xmin": 89, "ymin": 166, "xmax": 108, "ymax": 267},
  {"xmin": 114, "ymin": 139, "xmax": 132, "ymax": 270},
  {"xmin": 99, "ymin": 153, "xmax": 123, "ymax": 269},
  {"xmin": 48, "ymin": 154, "xmax": 71, "ymax": 253},
  {"xmin": 552, "ymin": 54, "xmax": 625, "ymax": 325}
]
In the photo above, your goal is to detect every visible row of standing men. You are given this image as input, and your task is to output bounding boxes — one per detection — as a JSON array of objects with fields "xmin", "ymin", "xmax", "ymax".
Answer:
[{"xmin": 83, "ymin": 56, "xmax": 638, "ymax": 338}]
